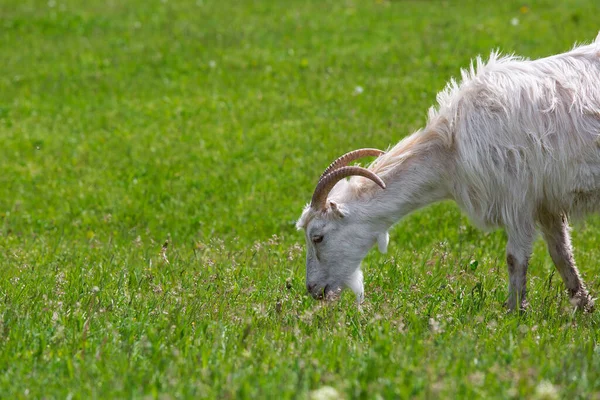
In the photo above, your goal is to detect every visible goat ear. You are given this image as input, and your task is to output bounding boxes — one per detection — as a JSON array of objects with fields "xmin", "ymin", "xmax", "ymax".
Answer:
[
  {"xmin": 377, "ymin": 232, "xmax": 389, "ymax": 253},
  {"xmin": 329, "ymin": 201, "xmax": 348, "ymax": 218}
]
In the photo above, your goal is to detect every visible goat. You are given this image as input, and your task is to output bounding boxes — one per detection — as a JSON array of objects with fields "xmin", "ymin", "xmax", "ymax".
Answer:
[{"xmin": 297, "ymin": 34, "xmax": 600, "ymax": 312}]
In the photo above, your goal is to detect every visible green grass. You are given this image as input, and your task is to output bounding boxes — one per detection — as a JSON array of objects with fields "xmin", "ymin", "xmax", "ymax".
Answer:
[{"xmin": 1, "ymin": 0, "xmax": 600, "ymax": 398}]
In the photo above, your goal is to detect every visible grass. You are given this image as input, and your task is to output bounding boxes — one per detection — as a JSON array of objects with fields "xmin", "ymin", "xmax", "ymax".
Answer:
[{"xmin": 1, "ymin": 0, "xmax": 600, "ymax": 398}]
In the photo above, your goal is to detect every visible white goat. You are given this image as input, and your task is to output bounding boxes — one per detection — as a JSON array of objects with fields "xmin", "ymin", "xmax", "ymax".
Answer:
[{"xmin": 297, "ymin": 34, "xmax": 600, "ymax": 312}]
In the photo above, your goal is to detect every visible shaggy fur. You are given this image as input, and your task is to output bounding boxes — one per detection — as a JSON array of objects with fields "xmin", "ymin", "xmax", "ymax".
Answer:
[{"xmin": 298, "ymin": 34, "xmax": 600, "ymax": 311}]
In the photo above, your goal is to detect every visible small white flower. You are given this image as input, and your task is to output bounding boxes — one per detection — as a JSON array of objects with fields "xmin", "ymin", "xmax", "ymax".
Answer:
[
  {"xmin": 534, "ymin": 380, "xmax": 559, "ymax": 400},
  {"xmin": 429, "ymin": 317, "xmax": 443, "ymax": 334},
  {"xmin": 310, "ymin": 386, "xmax": 341, "ymax": 400},
  {"xmin": 353, "ymin": 85, "xmax": 364, "ymax": 95},
  {"xmin": 511, "ymin": 17, "xmax": 519, "ymax": 26},
  {"xmin": 469, "ymin": 371, "xmax": 485, "ymax": 387},
  {"xmin": 209, "ymin": 60, "xmax": 217, "ymax": 68}
]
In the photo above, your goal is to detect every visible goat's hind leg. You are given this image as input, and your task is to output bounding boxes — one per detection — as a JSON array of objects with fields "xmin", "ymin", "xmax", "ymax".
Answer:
[{"xmin": 539, "ymin": 213, "xmax": 594, "ymax": 312}]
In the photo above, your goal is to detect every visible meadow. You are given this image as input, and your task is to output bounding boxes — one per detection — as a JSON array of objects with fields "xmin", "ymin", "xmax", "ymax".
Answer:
[{"xmin": 1, "ymin": 0, "xmax": 600, "ymax": 398}]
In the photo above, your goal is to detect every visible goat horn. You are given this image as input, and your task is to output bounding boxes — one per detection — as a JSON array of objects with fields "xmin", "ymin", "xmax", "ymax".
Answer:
[
  {"xmin": 311, "ymin": 166, "xmax": 386, "ymax": 210},
  {"xmin": 319, "ymin": 148, "xmax": 385, "ymax": 181}
]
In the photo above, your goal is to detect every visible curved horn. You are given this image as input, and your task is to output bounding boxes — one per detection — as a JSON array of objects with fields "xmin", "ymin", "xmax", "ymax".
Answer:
[
  {"xmin": 319, "ymin": 148, "xmax": 385, "ymax": 181},
  {"xmin": 311, "ymin": 166, "xmax": 386, "ymax": 210}
]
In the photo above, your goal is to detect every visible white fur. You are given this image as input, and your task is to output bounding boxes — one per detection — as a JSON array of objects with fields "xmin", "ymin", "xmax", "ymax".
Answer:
[{"xmin": 298, "ymin": 34, "xmax": 600, "ymax": 310}]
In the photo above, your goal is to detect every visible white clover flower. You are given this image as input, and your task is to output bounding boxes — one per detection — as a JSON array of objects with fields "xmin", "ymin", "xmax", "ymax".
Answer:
[
  {"xmin": 534, "ymin": 380, "xmax": 559, "ymax": 400},
  {"xmin": 310, "ymin": 386, "xmax": 341, "ymax": 400}
]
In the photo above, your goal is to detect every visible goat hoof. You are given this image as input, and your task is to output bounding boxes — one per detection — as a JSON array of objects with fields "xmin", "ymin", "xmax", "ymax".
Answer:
[
  {"xmin": 518, "ymin": 301, "xmax": 529, "ymax": 314},
  {"xmin": 503, "ymin": 300, "xmax": 528, "ymax": 314},
  {"xmin": 570, "ymin": 291, "xmax": 595, "ymax": 313}
]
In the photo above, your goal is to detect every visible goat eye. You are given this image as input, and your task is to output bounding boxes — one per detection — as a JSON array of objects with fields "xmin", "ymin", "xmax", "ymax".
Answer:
[{"xmin": 312, "ymin": 235, "xmax": 324, "ymax": 244}]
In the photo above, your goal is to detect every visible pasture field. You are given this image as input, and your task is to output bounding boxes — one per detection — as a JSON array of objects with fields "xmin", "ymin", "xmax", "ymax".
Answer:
[{"xmin": 2, "ymin": 0, "xmax": 600, "ymax": 398}]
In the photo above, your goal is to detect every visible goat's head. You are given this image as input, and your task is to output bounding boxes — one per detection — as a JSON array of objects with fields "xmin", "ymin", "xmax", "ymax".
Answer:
[{"xmin": 296, "ymin": 149, "xmax": 388, "ymax": 303}]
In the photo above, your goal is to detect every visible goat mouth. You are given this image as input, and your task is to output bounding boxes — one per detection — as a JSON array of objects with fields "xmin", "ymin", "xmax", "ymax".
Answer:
[
  {"xmin": 309, "ymin": 284, "xmax": 343, "ymax": 301},
  {"xmin": 325, "ymin": 286, "xmax": 343, "ymax": 301},
  {"xmin": 322, "ymin": 284, "xmax": 330, "ymax": 299},
  {"xmin": 314, "ymin": 285, "xmax": 328, "ymax": 300},
  {"xmin": 308, "ymin": 284, "xmax": 329, "ymax": 300},
  {"xmin": 311, "ymin": 293, "xmax": 325, "ymax": 300},
  {"xmin": 323, "ymin": 285, "xmax": 344, "ymax": 301}
]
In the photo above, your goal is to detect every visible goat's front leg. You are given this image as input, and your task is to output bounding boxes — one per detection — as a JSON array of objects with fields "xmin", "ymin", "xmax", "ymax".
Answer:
[
  {"xmin": 505, "ymin": 226, "xmax": 535, "ymax": 312},
  {"xmin": 539, "ymin": 213, "xmax": 594, "ymax": 312}
]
